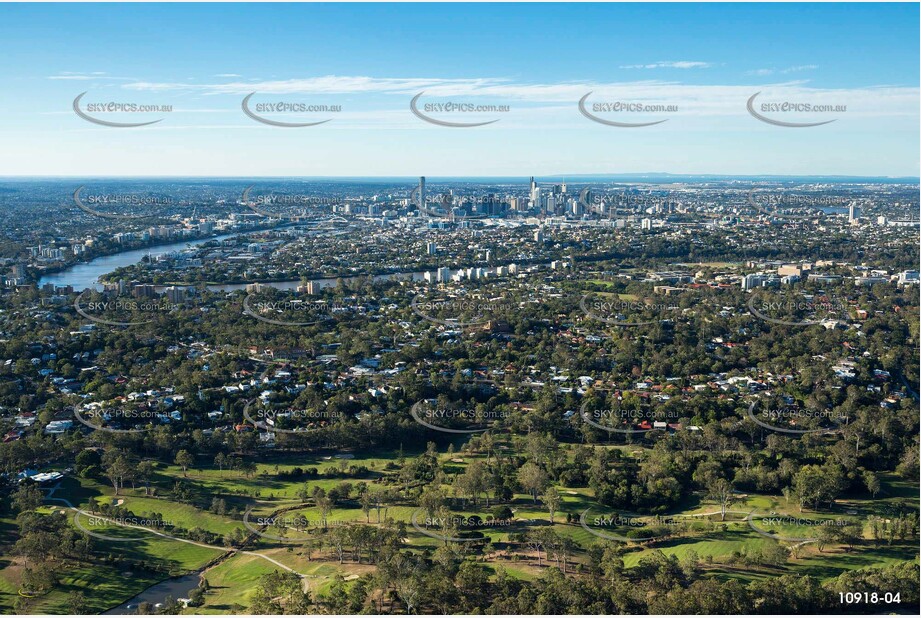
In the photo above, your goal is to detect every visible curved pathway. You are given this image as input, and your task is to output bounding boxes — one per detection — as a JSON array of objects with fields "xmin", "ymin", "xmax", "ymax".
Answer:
[{"xmin": 44, "ymin": 488, "xmax": 304, "ymax": 578}]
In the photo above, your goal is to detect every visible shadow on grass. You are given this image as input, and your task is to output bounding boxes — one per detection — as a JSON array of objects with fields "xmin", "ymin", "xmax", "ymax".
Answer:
[{"xmin": 795, "ymin": 542, "xmax": 918, "ymax": 580}]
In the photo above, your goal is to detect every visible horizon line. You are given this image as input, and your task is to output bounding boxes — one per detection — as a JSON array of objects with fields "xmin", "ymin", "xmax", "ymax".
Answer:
[{"xmin": 1, "ymin": 173, "xmax": 918, "ymax": 181}]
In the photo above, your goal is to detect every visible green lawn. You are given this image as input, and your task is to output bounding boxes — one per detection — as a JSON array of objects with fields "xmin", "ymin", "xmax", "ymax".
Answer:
[
  {"xmin": 0, "ymin": 562, "xmax": 164, "ymax": 614},
  {"xmin": 190, "ymin": 553, "xmax": 280, "ymax": 614},
  {"xmin": 621, "ymin": 526, "xmax": 776, "ymax": 567}
]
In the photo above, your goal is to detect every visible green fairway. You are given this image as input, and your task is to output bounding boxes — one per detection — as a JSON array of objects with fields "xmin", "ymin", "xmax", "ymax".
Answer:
[
  {"xmin": 190, "ymin": 553, "xmax": 280, "ymax": 614},
  {"xmin": 0, "ymin": 562, "xmax": 164, "ymax": 615},
  {"xmin": 621, "ymin": 525, "xmax": 777, "ymax": 567}
]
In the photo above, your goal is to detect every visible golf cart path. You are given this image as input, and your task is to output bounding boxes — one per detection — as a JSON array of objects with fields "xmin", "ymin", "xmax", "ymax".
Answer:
[{"xmin": 44, "ymin": 487, "xmax": 303, "ymax": 577}]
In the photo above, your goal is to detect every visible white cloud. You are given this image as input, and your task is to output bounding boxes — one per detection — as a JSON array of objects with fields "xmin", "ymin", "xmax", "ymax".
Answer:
[
  {"xmin": 781, "ymin": 64, "xmax": 818, "ymax": 73},
  {"xmin": 620, "ymin": 61, "xmax": 713, "ymax": 70},
  {"xmin": 48, "ymin": 75, "xmax": 96, "ymax": 80},
  {"xmin": 747, "ymin": 64, "xmax": 818, "ymax": 76},
  {"xmin": 114, "ymin": 75, "xmax": 916, "ymax": 118},
  {"xmin": 48, "ymin": 72, "xmax": 133, "ymax": 81}
]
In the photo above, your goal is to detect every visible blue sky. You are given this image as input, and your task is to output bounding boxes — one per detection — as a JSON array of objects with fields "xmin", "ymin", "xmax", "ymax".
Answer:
[{"xmin": 0, "ymin": 2, "xmax": 918, "ymax": 177}]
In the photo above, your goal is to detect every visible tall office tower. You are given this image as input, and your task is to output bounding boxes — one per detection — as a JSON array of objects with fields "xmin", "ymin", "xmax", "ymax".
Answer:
[
  {"xmin": 491, "ymin": 194, "xmax": 502, "ymax": 216},
  {"xmin": 529, "ymin": 177, "xmax": 538, "ymax": 203},
  {"xmin": 426, "ymin": 242, "xmax": 437, "ymax": 255},
  {"xmin": 848, "ymin": 203, "xmax": 860, "ymax": 223},
  {"xmin": 419, "ymin": 176, "xmax": 426, "ymax": 210},
  {"xmin": 560, "ymin": 182, "xmax": 567, "ymax": 194}
]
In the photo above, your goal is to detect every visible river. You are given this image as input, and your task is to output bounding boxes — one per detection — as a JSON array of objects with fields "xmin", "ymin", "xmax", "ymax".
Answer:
[
  {"xmin": 35, "ymin": 235, "xmax": 510, "ymax": 293},
  {"xmin": 38, "ymin": 233, "xmax": 241, "ymax": 291}
]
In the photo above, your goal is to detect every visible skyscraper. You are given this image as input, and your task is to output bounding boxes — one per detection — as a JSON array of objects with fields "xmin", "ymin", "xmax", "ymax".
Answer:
[
  {"xmin": 419, "ymin": 176, "xmax": 426, "ymax": 211},
  {"xmin": 848, "ymin": 202, "xmax": 860, "ymax": 223}
]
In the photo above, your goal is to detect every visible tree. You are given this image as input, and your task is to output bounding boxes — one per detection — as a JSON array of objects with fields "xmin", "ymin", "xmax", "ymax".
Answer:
[
  {"xmin": 792, "ymin": 464, "xmax": 844, "ymax": 511},
  {"xmin": 175, "ymin": 450, "xmax": 194, "ymax": 476},
  {"xmin": 456, "ymin": 460, "xmax": 489, "ymax": 506},
  {"xmin": 540, "ymin": 487, "xmax": 561, "ymax": 523},
  {"xmin": 102, "ymin": 451, "xmax": 133, "ymax": 495},
  {"xmin": 355, "ymin": 488, "xmax": 373, "ymax": 524},
  {"xmin": 862, "ymin": 470, "xmax": 881, "ymax": 498},
  {"xmin": 707, "ymin": 478, "xmax": 734, "ymax": 521},
  {"xmin": 524, "ymin": 527, "xmax": 558, "ymax": 568},
  {"xmin": 328, "ymin": 525, "xmax": 349, "ymax": 564},
  {"xmin": 249, "ymin": 571, "xmax": 310, "ymax": 614},
  {"xmin": 815, "ymin": 524, "xmax": 840, "ymax": 552},
  {"xmin": 68, "ymin": 590, "xmax": 88, "ymax": 614},
  {"xmin": 214, "ymin": 453, "xmax": 227, "ymax": 475},
  {"xmin": 518, "ymin": 462, "xmax": 549, "ymax": 503},
  {"xmin": 136, "ymin": 460, "xmax": 155, "ymax": 496},
  {"xmin": 188, "ymin": 587, "xmax": 205, "ymax": 608},
  {"xmin": 315, "ymin": 493, "xmax": 333, "ymax": 530},
  {"xmin": 419, "ymin": 486, "xmax": 446, "ymax": 517},
  {"xmin": 22, "ymin": 563, "xmax": 58, "ymax": 595},
  {"xmin": 240, "ymin": 460, "xmax": 258, "ymax": 478},
  {"xmin": 11, "ymin": 484, "xmax": 44, "ymax": 513},
  {"xmin": 325, "ymin": 574, "xmax": 352, "ymax": 614}
]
